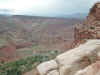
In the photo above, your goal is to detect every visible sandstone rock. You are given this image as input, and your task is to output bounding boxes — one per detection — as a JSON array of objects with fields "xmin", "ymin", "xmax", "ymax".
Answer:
[
  {"xmin": 47, "ymin": 70, "xmax": 59, "ymax": 75},
  {"xmin": 37, "ymin": 60, "xmax": 58, "ymax": 75},
  {"xmin": 72, "ymin": 2, "xmax": 100, "ymax": 48},
  {"xmin": 74, "ymin": 61, "xmax": 100, "ymax": 75},
  {"xmin": 56, "ymin": 40, "xmax": 100, "ymax": 75},
  {"xmin": 56, "ymin": 40, "xmax": 100, "ymax": 66},
  {"xmin": 37, "ymin": 40, "xmax": 100, "ymax": 75}
]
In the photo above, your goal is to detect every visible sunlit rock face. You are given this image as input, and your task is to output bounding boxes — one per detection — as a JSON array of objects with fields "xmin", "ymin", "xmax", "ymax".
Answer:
[
  {"xmin": 37, "ymin": 60, "xmax": 58, "ymax": 75},
  {"xmin": 37, "ymin": 40, "xmax": 100, "ymax": 75},
  {"xmin": 72, "ymin": 2, "xmax": 100, "ymax": 48}
]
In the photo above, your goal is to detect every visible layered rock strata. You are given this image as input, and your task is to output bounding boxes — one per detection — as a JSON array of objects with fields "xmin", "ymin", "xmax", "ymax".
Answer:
[{"xmin": 72, "ymin": 2, "xmax": 100, "ymax": 48}]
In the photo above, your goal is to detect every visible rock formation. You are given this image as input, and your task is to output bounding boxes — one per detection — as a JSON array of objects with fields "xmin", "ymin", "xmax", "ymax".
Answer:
[
  {"xmin": 37, "ymin": 2, "xmax": 100, "ymax": 75},
  {"xmin": 72, "ymin": 2, "xmax": 100, "ymax": 48},
  {"xmin": 37, "ymin": 40, "xmax": 100, "ymax": 75}
]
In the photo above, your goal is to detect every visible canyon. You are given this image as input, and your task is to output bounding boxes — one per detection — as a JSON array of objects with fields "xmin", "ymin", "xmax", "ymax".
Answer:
[{"xmin": 37, "ymin": 2, "xmax": 100, "ymax": 75}]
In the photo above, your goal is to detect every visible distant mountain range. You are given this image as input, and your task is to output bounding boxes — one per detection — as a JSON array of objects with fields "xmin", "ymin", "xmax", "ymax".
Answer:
[
  {"xmin": 0, "ymin": 9, "xmax": 14, "ymax": 15},
  {"xmin": 0, "ymin": 9, "xmax": 88, "ymax": 19},
  {"xmin": 54, "ymin": 13, "xmax": 88, "ymax": 19},
  {"xmin": 65, "ymin": 13, "xmax": 88, "ymax": 19}
]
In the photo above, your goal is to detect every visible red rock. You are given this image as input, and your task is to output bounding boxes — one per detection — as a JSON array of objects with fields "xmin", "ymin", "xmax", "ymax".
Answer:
[{"xmin": 72, "ymin": 2, "xmax": 100, "ymax": 48}]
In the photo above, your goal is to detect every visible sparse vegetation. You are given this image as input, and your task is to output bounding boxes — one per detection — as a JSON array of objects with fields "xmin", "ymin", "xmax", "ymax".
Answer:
[
  {"xmin": 0, "ymin": 15, "xmax": 81, "ymax": 75},
  {"xmin": 0, "ymin": 50, "xmax": 59, "ymax": 75},
  {"xmin": 90, "ymin": 26, "xmax": 95, "ymax": 29}
]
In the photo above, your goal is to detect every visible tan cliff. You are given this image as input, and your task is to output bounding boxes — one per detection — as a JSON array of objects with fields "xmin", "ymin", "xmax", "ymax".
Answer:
[{"xmin": 72, "ymin": 2, "xmax": 100, "ymax": 48}]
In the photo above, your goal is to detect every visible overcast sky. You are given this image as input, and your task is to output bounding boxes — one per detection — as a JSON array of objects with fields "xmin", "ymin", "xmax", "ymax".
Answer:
[{"xmin": 0, "ymin": 0, "xmax": 99, "ymax": 16}]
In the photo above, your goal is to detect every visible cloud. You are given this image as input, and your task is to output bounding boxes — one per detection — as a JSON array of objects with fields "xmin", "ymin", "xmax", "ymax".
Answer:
[{"xmin": 0, "ymin": 0, "xmax": 99, "ymax": 16}]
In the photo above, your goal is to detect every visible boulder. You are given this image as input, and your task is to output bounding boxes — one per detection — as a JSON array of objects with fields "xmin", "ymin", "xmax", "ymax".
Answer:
[
  {"xmin": 37, "ymin": 40, "xmax": 100, "ymax": 75},
  {"xmin": 37, "ymin": 60, "xmax": 58, "ymax": 75},
  {"xmin": 56, "ymin": 40, "xmax": 100, "ymax": 75}
]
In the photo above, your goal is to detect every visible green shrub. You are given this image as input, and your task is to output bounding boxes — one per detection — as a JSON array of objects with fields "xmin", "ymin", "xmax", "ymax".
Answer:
[
  {"xmin": 0, "ymin": 50, "xmax": 59, "ymax": 75},
  {"xmin": 90, "ymin": 26, "xmax": 95, "ymax": 29}
]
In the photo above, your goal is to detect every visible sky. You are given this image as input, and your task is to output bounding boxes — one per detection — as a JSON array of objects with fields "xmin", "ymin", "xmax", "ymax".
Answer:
[{"xmin": 0, "ymin": 0, "xmax": 99, "ymax": 16}]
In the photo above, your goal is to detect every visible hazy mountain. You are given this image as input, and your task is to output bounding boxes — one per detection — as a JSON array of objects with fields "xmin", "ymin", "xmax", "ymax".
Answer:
[
  {"xmin": 55, "ymin": 13, "xmax": 88, "ymax": 19},
  {"xmin": 0, "ymin": 9, "xmax": 14, "ymax": 15},
  {"xmin": 67, "ymin": 13, "xmax": 88, "ymax": 19},
  {"xmin": 0, "ymin": 8, "xmax": 88, "ymax": 19}
]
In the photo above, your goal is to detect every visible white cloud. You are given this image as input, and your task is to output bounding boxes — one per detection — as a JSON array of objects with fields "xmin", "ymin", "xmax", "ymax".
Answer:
[{"xmin": 0, "ymin": 0, "xmax": 99, "ymax": 16}]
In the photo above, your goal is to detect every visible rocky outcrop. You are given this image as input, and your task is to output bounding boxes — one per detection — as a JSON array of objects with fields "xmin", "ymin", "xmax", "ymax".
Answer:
[
  {"xmin": 72, "ymin": 2, "xmax": 100, "ymax": 48},
  {"xmin": 37, "ymin": 40, "xmax": 100, "ymax": 75},
  {"xmin": 37, "ymin": 60, "xmax": 59, "ymax": 75}
]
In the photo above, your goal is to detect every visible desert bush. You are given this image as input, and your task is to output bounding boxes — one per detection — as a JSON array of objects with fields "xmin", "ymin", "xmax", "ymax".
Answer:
[{"xmin": 0, "ymin": 50, "xmax": 59, "ymax": 75}]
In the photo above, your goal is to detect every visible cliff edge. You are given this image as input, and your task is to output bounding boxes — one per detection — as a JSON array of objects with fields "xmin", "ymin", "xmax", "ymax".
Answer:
[{"xmin": 37, "ymin": 2, "xmax": 100, "ymax": 75}]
